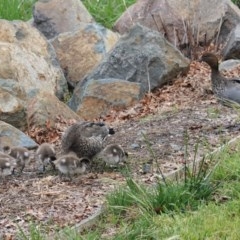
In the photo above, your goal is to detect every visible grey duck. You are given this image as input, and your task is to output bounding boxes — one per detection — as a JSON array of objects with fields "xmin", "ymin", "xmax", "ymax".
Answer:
[
  {"xmin": 201, "ymin": 52, "xmax": 240, "ymax": 106},
  {"xmin": 61, "ymin": 121, "xmax": 115, "ymax": 159}
]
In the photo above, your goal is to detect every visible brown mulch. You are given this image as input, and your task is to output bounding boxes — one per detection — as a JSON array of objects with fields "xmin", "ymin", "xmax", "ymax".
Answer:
[{"xmin": 1, "ymin": 60, "xmax": 240, "ymax": 238}]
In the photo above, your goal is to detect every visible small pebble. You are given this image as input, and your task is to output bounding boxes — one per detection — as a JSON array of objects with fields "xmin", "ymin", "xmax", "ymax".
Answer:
[
  {"xmin": 142, "ymin": 163, "xmax": 152, "ymax": 174},
  {"xmin": 131, "ymin": 143, "xmax": 140, "ymax": 149}
]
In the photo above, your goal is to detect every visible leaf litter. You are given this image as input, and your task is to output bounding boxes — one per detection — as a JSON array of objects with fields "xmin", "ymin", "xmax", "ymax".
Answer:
[{"xmin": 1, "ymin": 60, "xmax": 240, "ymax": 238}]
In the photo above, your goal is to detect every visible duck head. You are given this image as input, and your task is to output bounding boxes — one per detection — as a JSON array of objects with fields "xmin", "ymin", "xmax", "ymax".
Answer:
[{"xmin": 201, "ymin": 53, "xmax": 219, "ymax": 71}]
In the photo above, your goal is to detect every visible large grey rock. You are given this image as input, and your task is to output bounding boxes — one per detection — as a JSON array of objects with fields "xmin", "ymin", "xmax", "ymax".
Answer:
[
  {"xmin": 0, "ymin": 121, "xmax": 38, "ymax": 150},
  {"xmin": 51, "ymin": 23, "xmax": 119, "ymax": 87},
  {"xmin": 114, "ymin": 0, "xmax": 240, "ymax": 50},
  {"xmin": 27, "ymin": 92, "xmax": 81, "ymax": 128},
  {"xmin": 70, "ymin": 78, "xmax": 142, "ymax": 119},
  {"xmin": 222, "ymin": 24, "xmax": 240, "ymax": 60},
  {"xmin": 0, "ymin": 79, "xmax": 27, "ymax": 130},
  {"xmin": 69, "ymin": 25, "xmax": 189, "ymax": 119},
  {"xmin": 33, "ymin": 0, "xmax": 94, "ymax": 39},
  {"xmin": 219, "ymin": 59, "xmax": 240, "ymax": 71},
  {"xmin": 0, "ymin": 20, "xmax": 68, "ymax": 100},
  {"xmin": 0, "ymin": 79, "xmax": 27, "ymax": 100},
  {"xmin": 69, "ymin": 24, "xmax": 189, "ymax": 118}
]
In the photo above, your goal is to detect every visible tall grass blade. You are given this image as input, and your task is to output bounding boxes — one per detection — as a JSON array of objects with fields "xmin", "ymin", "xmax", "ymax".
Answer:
[{"xmin": 142, "ymin": 132, "xmax": 167, "ymax": 185}]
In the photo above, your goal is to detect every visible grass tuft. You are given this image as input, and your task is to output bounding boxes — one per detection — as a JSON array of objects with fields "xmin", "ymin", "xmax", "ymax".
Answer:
[
  {"xmin": 17, "ymin": 223, "xmax": 46, "ymax": 240},
  {"xmin": 82, "ymin": 0, "xmax": 136, "ymax": 29},
  {"xmin": 107, "ymin": 152, "xmax": 219, "ymax": 216},
  {"xmin": 0, "ymin": 0, "xmax": 36, "ymax": 20}
]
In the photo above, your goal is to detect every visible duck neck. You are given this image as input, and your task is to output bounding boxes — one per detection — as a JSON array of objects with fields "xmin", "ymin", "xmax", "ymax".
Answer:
[
  {"xmin": 211, "ymin": 68, "xmax": 220, "ymax": 80},
  {"xmin": 210, "ymin": 67, "xmax": 226, "ymax": 90}
]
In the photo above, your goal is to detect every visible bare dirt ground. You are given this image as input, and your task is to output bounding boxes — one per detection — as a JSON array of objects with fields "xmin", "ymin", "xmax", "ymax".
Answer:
[{"xmin": 1, "ymin": 60, "xmax": 240, "ymax": 239}]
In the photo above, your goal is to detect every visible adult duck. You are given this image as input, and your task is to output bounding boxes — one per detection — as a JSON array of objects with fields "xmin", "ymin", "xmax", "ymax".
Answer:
[
  {"xmin": 61, "ymin": 121, "xmax": 115, "ymax": 160},
  {"xmin": 201, "ymin": 52, "xmax": 240, "ymax": 105}
]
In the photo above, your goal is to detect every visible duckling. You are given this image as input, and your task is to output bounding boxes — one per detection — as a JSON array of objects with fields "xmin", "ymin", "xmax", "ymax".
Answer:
[
  {"xmin": 95, "ymin": 144, "xmax": 128, "ymax": 167},
  {"xmin": 3, "ymin": 146, "xmax": 30, "ymax": 172},
  {"xmin": 201, "ymin": 52, "xmax": 240, "ymax": 105},
  {"xmin": 61, "ymin": 121, "xmax": 115, "ymax": 159},
  {"xmin": 0, "ymin": 153, "xmax": 17, "ymax": 177},
  {"xmin": 35, "ymin": 143, "xmax": 56, "ymax": 172},
  {"xmin": 53, "ymin": 152, "xmax": 90, "ymax": 180}
]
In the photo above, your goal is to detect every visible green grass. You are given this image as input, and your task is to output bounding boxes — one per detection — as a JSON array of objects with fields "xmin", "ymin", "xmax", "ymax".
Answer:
[
  {"xmin": 117, "ymin": 200, "xmax": 240, "ymax": 240},
  {"xmin": 106, "ymin": 171, "xmax": 218, "ymax": 216},
  {"xmin": 81, "ymin": 0, "xmax": 136, "ymax": 29},
  {"xmin": 18, "ymin": 223, "xmax": 46, "ymax": 240},
  {"xmin": 0, "ymin": 0, "xmax": 36, "ymax": 20},
  {"xmin": 0, "ymin": 0, "xmax": 239, "ymax": 27},
  {"xmin": 171, "ymin": 200, "xmax": 240, "ymax": 239},
  {"xmin": 1, "ymin": 0, "xmax": 238, "ymax": 30},
  {"xmin": 0, "ymin": 0, "xmax": 136, "ymax": 28},
  {"xmin": 100, "ymin": 200, "xmax": 240, "ymax": 239},
  {"xmin": 232, "ymin": 0, "xmax": 240, "ymax": 7}
]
